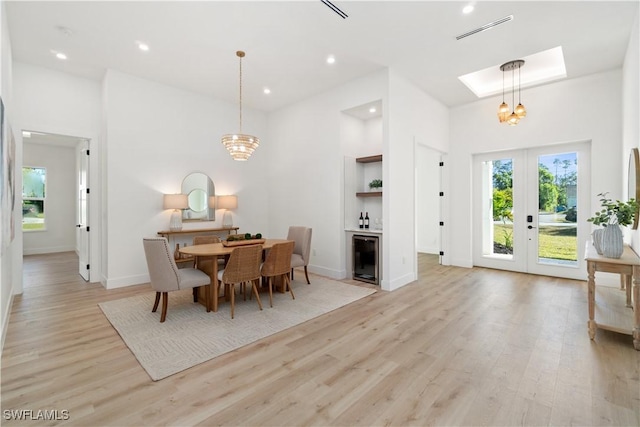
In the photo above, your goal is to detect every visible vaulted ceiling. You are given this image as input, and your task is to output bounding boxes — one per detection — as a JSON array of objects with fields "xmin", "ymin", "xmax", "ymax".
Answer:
[{"xmin": 6, "ymin": 1, "xmax": 639, "ymax": 112}]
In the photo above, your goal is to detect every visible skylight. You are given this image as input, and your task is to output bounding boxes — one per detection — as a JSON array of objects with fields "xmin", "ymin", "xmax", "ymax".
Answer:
[{"xmin": 458, "ymin": 46, "xmax": 567, "ymax": 98}]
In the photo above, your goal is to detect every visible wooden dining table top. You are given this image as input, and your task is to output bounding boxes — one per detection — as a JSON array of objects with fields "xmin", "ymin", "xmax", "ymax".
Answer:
[{"xmin": 178, "ymin": 238, "xmax": 292, "ymax": 257}]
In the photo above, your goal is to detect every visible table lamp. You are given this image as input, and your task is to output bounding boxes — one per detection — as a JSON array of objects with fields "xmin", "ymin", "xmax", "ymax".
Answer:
[
  {"xmin": 163, "ymin": 194, "xmax": 188, "ymax": 231},
  {"xmin": 217, "ymin": 195, "xmax": 238, "ymax": 228}
]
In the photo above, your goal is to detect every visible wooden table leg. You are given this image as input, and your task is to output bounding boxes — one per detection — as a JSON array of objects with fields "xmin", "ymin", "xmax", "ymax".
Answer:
[
  {"xmin": 211, "ymin": 255, "xmax": 219, "ymax": 312},
  {"xmin": 633, "ymin": 265, "xmax": 640, "ymax": 350},
  {"xmin": 625, "ymin": 274, "xmax": 633, "ymax": 308},
  {"xmin": 588, "ymin": 260, "xmax": 597, "ymax": 340}
]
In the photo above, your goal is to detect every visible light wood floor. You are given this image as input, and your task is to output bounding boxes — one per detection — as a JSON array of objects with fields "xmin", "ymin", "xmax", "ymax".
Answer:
[{"xmin": 1, "ymin": 252, "xmax": 639, "ymax": 426}]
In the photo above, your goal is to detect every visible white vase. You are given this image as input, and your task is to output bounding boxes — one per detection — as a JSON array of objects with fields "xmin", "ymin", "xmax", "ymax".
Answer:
[
  {"xmin": 601, "ymin": 224, "xmax": 623, "ymax": 259},
  {"xmin": 592, "ymin": 229, "xmax": 604, "ymax": 255}
]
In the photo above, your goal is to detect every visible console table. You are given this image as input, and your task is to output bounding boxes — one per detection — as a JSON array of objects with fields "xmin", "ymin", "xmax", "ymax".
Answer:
[
  {"xmin": 585, "ymin": 243, "xmax": 640, "ymax": 350},
  {"xmin": 157, "ymin": 227, "xmax": 239, "ymax": 266},
  {"xmin": 157, "ymin": 227, "xmax": 239, "ymax": 238}
]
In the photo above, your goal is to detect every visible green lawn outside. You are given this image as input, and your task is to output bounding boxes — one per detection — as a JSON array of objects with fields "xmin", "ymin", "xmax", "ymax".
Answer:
[
  {"xmin": 494, "ymin": 223, "xmax": 577, "ymax": 261},
  {"xmin": 22, "ymin": 223, "xmax": 45, "ymax": 231}
]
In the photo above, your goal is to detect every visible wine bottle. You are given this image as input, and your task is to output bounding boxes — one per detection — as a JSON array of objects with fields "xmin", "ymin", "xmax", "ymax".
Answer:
[
  {"xmin": 359, "ymin": 212, "xmax": 364, "ymax": 229},
  {"xmin": 364, "ymin": 212, "xmax": 370, "ymax": 229},
  {"xmin": 174, "ymin": 243, "xmax": 180, "ymax": 260}
]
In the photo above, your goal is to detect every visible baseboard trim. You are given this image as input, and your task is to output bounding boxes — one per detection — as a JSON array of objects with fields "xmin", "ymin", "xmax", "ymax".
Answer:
[{"xmin": 23, "ymin": 246, "xmax": 76, "ymax": 256}]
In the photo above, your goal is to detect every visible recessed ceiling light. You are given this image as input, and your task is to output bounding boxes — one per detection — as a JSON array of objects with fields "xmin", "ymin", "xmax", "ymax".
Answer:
[
  {"xmin": 263, "ymin": 88, "xmax": 271, "ymax": 95},
  {"xmin": 327, "ymin": 55, "xmax": 336, "ymax": 64},
  {"xmin": 55, "ymin": 52, "xmax": 67, "ymax": 60},
  {"xmin": 137, "ymin": 41, "xmax": 149, "ymax": 52},
  {"xmin": 369, "ymin": 107, "xmax": 376, "ymax": 113},
  {"xmin": 22, "ymin": 131, "xmax": 31, "ymax": 138},
  {"xmin": 462, "ymin": 4, "xmax": 474, "ymax": 14}
]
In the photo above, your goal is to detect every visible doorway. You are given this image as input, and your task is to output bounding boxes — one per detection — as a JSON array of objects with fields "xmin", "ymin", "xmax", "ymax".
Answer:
[
  {"xmin": 22, "ymin": 131, "xmax": 91, "ymax": 281},
  {"xmin": 472, "ymin": 141, "xmax": 590, "ymax": 280},
  {"xmin": 416, "ymin": 144, "xmax": 444, "ymax": 261}
]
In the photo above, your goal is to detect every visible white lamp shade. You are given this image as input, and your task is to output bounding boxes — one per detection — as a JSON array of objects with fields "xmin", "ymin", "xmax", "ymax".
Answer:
[
  {"xmin": 163, "ymin": 194, "xmax": 188, "ymax": 210},
  {"xmin": 217, "ymin": 195, "xmax": 238, "ymax": 210}
]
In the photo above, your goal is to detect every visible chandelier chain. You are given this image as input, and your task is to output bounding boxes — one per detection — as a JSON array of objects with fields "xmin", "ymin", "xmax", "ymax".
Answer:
[
  {"xmin": 239, "ymin": 54, "xmax": 243, "ymax": 133},
  {"xmin": 512, "ymin": 67, "xmax": 515, "ymax": 111}
]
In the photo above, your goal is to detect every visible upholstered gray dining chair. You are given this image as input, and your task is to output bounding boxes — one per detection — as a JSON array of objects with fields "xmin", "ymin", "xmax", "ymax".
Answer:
[
  {"xmin": 261, "ymin": 241, "xmax": 295, "ymax": 307},
  {"xmin": 142, "ymin": 237, "xmax": 211, "ymax": 322},
  {"xmin": 287, "ymin": 226, "xmax": 312, "ymax": 284}
]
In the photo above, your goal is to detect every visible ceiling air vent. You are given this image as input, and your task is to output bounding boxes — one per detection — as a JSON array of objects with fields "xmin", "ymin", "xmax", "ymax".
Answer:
[{"xmin": 456, "ymin": 15, "xmax": 513, "ymax": 40}]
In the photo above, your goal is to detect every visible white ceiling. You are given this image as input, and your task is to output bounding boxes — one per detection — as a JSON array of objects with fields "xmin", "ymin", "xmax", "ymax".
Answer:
[{"xmin": 6, "ymin": 1, "xmax": 639, "ymax": 113}]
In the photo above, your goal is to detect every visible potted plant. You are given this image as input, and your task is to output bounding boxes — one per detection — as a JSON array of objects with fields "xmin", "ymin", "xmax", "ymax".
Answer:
[
  {"xmin": 587, "ymin": 192, "xmax": 638, "ymax": 258},
  {"xmin": 368, "ymin": 179, "xmax": 382, "ymax": 192}
]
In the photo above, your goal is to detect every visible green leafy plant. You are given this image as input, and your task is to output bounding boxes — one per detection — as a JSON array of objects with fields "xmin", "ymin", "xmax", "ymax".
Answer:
[
  {"xmin": 369, "ymin": 179, "xmax": 382, "ymax": 190},
  {"xmin": 587, "ymin": 192, "xmax": 638, "ymax": 227}
]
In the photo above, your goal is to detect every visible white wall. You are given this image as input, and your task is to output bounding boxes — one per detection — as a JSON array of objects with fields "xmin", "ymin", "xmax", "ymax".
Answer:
[
  {"xmin": 267, "ymin": 70, "xmax": 388, "ymax": 281},
  {"xmin": 22, "ymin": 143, "xmax": 76, "ymax": 254},
  {"xmin": 624, "ymin": 11, "xmax": 640, "ymax": 254},
  {"xmin": 0, "ymin": 0, "xmax": 15, "ymax": 353},
  {"xmin": 102, "ymin": 70, "xmax": 269, "ymax": 288},
  {"xmin": 449, "ymin": 70, "xmax": 624, "ymax": 268},
  {"xmin": 386, "ymin": 69, "xmax": 449, "ymax": 290}
]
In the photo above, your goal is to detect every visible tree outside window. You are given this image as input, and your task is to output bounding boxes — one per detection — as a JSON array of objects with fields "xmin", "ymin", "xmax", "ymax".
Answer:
[{"xmin": 22, "ymin": 167, "xmax": 46, "ymax": 231}]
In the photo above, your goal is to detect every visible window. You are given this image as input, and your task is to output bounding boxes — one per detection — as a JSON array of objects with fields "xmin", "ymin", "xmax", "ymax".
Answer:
[{"xmin": 22, "ymin": 166, "xmax": 46, "ymax": 231}]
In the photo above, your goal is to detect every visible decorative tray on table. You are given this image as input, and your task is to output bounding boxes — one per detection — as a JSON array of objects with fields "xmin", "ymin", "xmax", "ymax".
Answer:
[{"xmin": 222, "ymin": 233, "xmax": 265, "ymax": 247}]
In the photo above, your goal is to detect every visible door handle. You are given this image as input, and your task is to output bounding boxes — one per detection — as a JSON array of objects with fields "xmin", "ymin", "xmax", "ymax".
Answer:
[{"xmin": 527, "ymin": 225, "xmax": 537, "ymax": 229}]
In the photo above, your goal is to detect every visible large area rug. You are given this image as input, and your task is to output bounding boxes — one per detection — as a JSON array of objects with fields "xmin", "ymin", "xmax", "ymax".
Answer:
[{"xmin": 99, "ymin": 276, "xmax": 376, "ymax": 381}]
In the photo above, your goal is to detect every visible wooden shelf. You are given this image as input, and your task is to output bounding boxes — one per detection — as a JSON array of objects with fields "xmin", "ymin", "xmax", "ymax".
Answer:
[
  {"xmin": 356, "ymin": 191, "xmax": 382, "ymax": 197},
  {"xmin": 356, "ymin": 154, "xmax": 382, "ymax": 163},
  {"xmin": 593, "ymin": 286, "xmax": 635, "ymax": 335}
]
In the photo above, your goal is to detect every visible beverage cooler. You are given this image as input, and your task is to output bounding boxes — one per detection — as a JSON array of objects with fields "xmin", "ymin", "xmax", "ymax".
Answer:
[{"xmin": 353, "ymin": 235, "xmax": 379, "ymax": 285}]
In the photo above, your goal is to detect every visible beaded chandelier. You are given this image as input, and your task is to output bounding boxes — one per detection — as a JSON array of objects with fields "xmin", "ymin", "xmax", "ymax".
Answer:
[{"xmin": 222, "ymin": 51, "xmax": 260, "ymax": 161}]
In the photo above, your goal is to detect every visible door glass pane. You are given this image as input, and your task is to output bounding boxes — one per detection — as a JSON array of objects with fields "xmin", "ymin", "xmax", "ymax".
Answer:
[
  {"xmin": 481, "ymin": 158, "xmax": 513, "ymax": 259},
  {"xmin": 537, "ymin": 153, "xmax": 578, "ymax": 266}
]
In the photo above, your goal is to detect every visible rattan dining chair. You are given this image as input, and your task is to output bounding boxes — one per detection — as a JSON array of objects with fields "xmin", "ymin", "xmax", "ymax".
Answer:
[
  {"xmin": 217, "ymin": 244, "xmax": 264, "ymax": 319},
  {"xmin": 142, "ymin": 237, "xmax": 211, "ymax": 322},
  {"xmin": 261, "ymin": 241, "xmax": 295, "ymax": 307},
  {"xmin": 193, "ymin": 235, "xmax": 227, "ymax": 273}
]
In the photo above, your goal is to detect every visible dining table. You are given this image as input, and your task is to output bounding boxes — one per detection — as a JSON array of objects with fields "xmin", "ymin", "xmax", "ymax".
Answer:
[{"xmin": 179, "ymin": 238, "xmax": 292, "ymax": 312}]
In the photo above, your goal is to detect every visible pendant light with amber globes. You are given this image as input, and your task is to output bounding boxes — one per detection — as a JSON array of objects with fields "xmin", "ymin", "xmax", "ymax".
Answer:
[{"xmin": 497, "ymin": 59, "xmax": 526, "ymax": 126}]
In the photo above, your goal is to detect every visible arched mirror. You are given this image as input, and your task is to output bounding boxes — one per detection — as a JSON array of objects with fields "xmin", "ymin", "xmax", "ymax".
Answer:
[
  {"xmin": 629, "ymin": 148, "xmax": 640, "ymax": 230},
  {"xmin": 181, "ymin": 172, "xmax": 215, "ymax": 221}
]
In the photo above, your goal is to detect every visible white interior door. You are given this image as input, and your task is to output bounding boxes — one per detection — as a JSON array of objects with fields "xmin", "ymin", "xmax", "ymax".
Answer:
[
  {"xmin": 473, "ymin": 141, "xmax": 590, "ymax": 280},
  {"xmin": 77, "ymin": 140, "xmax": 90, "ymax": 281}
]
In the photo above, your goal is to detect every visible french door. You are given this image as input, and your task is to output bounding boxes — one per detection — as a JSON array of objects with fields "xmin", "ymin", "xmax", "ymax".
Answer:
[{"xmin": 473, "ymin": 142, "xmax": 590, "ymax": 280}]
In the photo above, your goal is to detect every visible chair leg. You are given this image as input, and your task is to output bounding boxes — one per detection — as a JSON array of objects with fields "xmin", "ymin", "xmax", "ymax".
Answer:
[
  {"xmin": 152, "ymin": 292, "xmax": 161, "ymax": 313},
  {"xmin": 193, "ymin": 287, "xmax": 198, "ymax": 303},
  {"xmin": 291, "ymin": 268, "xmax": 294, "ymax": 280},
  {"xmin": 160, "ymin": 292, "xmax": 169, "ymax": 323},
  {"xmin": 252, "ymin": 279, "xmax": 263, "ymax": 310},
  {"xmin": 268, "ymin": 277, "xmax": 274, "ymax": 307},
  {"xmin": 304, "ymin": 266, "xmax": 310, "ymax": 284},
  {"xmin": 286, "ymin": 274, "xmax": 295, "ymax": 300},
  {"xmin": 230, "ymin": 284, "xmax": 235, "ymax": 319}
]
